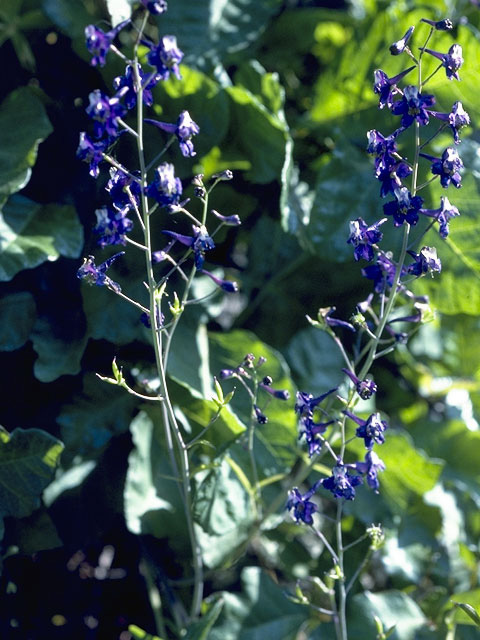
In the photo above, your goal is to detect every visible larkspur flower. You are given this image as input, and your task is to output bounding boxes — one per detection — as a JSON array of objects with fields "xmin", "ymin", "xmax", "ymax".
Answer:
[
  {"xmin": 322, "ymin": 462, "xmax": 363, "ymax": 501},
  {"xmin": 420, "ymin": 18, "xmax": 453, "ymax": 31},
  {"xmin": 201, "ymin": 269, "xmax": 239, "ymax": 293},
  {"xmin": 342, "ymin": 368, "xmax": 377, "ymax": 400},
  {"xmin": 145, "ymin": 110, "xmax": 200, "ymax": 157},
  {"xmin": 299, "ymin": 417, "xmax": 335, "ymax": 457},
  {"xmin": 388, "ymin": 300, "xmax": 433, "ymax": 325},
  {"xmin": 373, "ymin": 66, "xmax": 415, "ymax": 109},
  {"xmin": 347, "ymin": 217, "xmax": 386, "ymax": 261},
  {"xmin": 77, "ymin": 132, "xmax": 108, "ymax": 178},
  {"xmin": 259, "ymin": 380, "xmax": 290, "ymax": 400},
  {"xmin": 86, "ymin": 89, "xmax": 125, "ymax": 139},
  {"xmin": 429, "ymin": 101, "xmax": 470, "ymax": 144},
  {"xmin": 316, "ymin": 307, "xmax": 355, "ymax": 332},
  {"xmin": 407, "ymin": 246, "xmax": 442, "ymax": 276},
  {"xmin": 391, "ymin": 85, "xmax": 435, "ymax": 128},
  {"xmin": 163, "ymin": 225, "xmax": 215, "ymax": 270},
  {"xmin": 106, "ymin": 167, "xmax": 141, "ymax": 211},
  {"xmin": 362, "ymin": 253, "xmax": 402, "ymax": 292},
  {"xmin": 420, "ymin": 44, "xmax": 463, "ymax": 80},
  {"xmin": 344, "ymin": 410, "xmax": 388, "ymax": 449},
  {"xmin": 211, "ymin": 209, "xmax": 241, "ymax": 226},
  {"xmin": 113, "ymin": 64, "xmax": 159, "ymax": 109},
  {"xmin": 93, "ymin": 206, "xmax": 133, "ymax": 248},
  {"xmin": 77, "ymin": 252, "xmax": 124, "ymax": 293},
  {"xmin": 253, "ymin": 404, "xmax": 268, "ymax": 424},
  {"xmin": 294, "ymin": 388, "xmax": 337, "ymax": 418},
  {"xmin": 147, "ymin": 35, "xmax": 183, "ymax": 80},
  {"xmin": 375, "ymin": 157, "xmax": 412, "ymax": 198},
  {"xmin": 383, "ymin": 186, "xmax": 424, "ymax": 227},
  {"xmin": 287, "ymin": 481, "xmax": 321, "ymax": 524},
  {"xmin": 350, "ymin": 450, "xmax": 385, "ymax": 493},
  {"xmin": 420, "ymin": 195, "xmax": 460, "ymax": 237},
  {"xmin": 366, "ymin": 129, "xmax": 400, "ymax": 157},
  {"xmin": 140, "ymin": 0, "xmax": 167, "ymax": 14},
  {"xmin": 421, "ymin": 147, "xmax": 463, "ymax": 189},
  {"xmin": 389, "ymin": 26, "xmax": 414, "ymax": 55},
  {"xmin": 85, "ymin": 20, "xmax": 129, "ymax": 67},
  {"xmin": 147, "ymin": 162, "xmax": 183, "ymax": 207}
]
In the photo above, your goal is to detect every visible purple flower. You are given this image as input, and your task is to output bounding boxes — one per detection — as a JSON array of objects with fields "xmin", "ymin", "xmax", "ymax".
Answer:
[
  {"xmin": 287, "ymin": 482, "xmax": 321, "ymax": 524},
  {"xmin": 145, "ymin": 110, "xmax": 200, "ymax": 157},
  {"xmin": 147, "ymin": 35, "xmax": 183, "ymax": 80},
  {"xmin": 140, "ymin": 0, "xmax": 167, "ymax": 14},
  {"xmin": 318, "ymin": 306, "xmax": 355, "ymax": 332},
  {"xmin": 106, "ymin": 167, "xmax": 141, "ymax": 211},
  {"xmin": 350, "ymin": 450, "xmax": 385, "ymax": 493},
  {"xmin": 295, "ymin": 388, "xmax": 337, "ymax": 418},
  {"xmin": 211, "ymin": 209, "xmax": 241, "ymax": 226},
  {"xmin": 420, "ymin": 44, "xmax": 463, "ymax": 80},
  {"xmin": 421, "ymin": 147, "xmax": 463, "ymax": 189},
  {"xmin": 366, "ymin": 129, "xmax": 400, "ymax": 156},
  {"xmin": 389, "ymin": 26, "xmax": 414, "ymax": 55},
  {"xmin": 299, "ymin": 417, "xmax": 335, "ymax": 457},
  {"xmin": 322, "ymin": 463, "xmax": 363, "ymax": 501},
  {"xmin": 342, "ymin": 368, "xmax": 377, "ymax": 400},
  {"xmin": 163, "ymin": 225, "xmax": 215, "ymax": 270},
  {"xmin": 373, "ymin": 66, "xmax": 415, "ymax": 109},
  {"xmin": 147, "ymin": 162, "xmax": 182, "ymax": 207},
  {"xmin": 201, "ymin": 269, "xmax": 239, "ymax": 293},
  {"xmin": 85, "ymin": 20, "xmax": 129, "ymax": 67},
  {"xmin": 383, "ymin": 186, "xmax": 424, "ymax": 227},
  {"xmin": 347, "ymin": 217, "xmax": 386, "ymax": 261},
  {"xmin": 76, "ymin": 132, "xmax": 108, "ymax": 178},
  {"xmin": 362, "ymin": 253, "xmax": 401, "ymax": 292},
  {"xmin": 344, "ymin": 410, "xmax": 388, "ymax": 449},
  {"xmin": 114, "ymin": 64, "xmax": 159, "ymax": 110},
  {"xmin": 429, "ymin": 101, "xmax": 470, "ymax": 144},
  {"xmin": 391, "ymin": 86, "xmax": 435, "ymax": 128},
  {"xmin": 375, "ymin": 157, "xmax": 412, "ymax": 198},
  {"xmin": 93, "ymin": 206, "xmax": 133, "ymax": 248},
  {"xmin": 77, "ymin": 252, "xmax": 124, "ymax": 293},
  {"xmin": 421, "ymin": 195, "xmax": 460, "ymax": 237},
  {"xmin": 420, "ymin": 18, "xmax": 453, "ymax": 31},
  {"xmin": 253, "ymin": 404, "xmax": 268, "ymax": 424},
  {"xmin": 259, "ymin": 381, "xmax": 290, "ymax": 400},
  {"xmin": 85, "ymin": 90, "xmax": 125, "ymax": 139},
  {"xmin": 407, "ymin": 246, "xmax": 442, "ymax": 276}
]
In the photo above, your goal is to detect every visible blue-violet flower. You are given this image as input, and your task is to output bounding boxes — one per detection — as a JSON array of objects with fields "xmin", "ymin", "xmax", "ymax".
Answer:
[
  {"xmin": 344, "ymin": 410, "xmax": 388, "ymax": 449},
  {"xmin": 391, "ymin": 85, "xmax": 435, "ymax": 128},
  {"xmin": 420, "ymin": 44, "xmax": 464, "ymax": 80},
  {"xmin": 77, "ymin": 252, "xmax": 124, "ymax": 293},
  {"xmin": 147, "ymin": 162, "xmax": 183, "ymax": 207},
  {"xmin": 287, "ymin": 482, "xmax": 321, "ymax": 524},
  {"xmin": 85, "ymin": 20, "xmax": 129, "ymax": 67},
  {"xmin": 322, "ymin": 463, "xmax": 363, "ymax": 501},
  {"xmin": 147, "ymin": 35, "xmax": 183, "ymax": 80}
]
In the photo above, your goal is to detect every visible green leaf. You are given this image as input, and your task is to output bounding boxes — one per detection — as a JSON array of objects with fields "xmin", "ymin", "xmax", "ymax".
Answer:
[
  {"xmin": 0, "ymin": 88, "xmax": 52, "ymax": 199},
  {"xmin": 124, "ymin": 411, "xmax": 183, "ymax": 541},
  {"xmin": 31, "ymin": 314, "xmax": 88, "ymax": 382},
  {"xmin": 193, "ymin": 457, "xmax": 254, "ymax": 568},
  {"xmin": 184, "ymin": 599, "xmax": 224, "ymax": 640},
  {"xmin": 106, "ymin": 0, "xmax": 131, "ymax": 26},
  {"xmin": 57, "ymin": 374, "xmax": 137, "ymax": 465},
  {"xmin": 0, "ymin": 292, "xmax": 36, "ymax": 351},
  {"xmin": 153, "ymin": 0, "xmax": 282, "ymax": 68},
  {"xmin": 451, "ymin": 600, "xmax": 480, "ymax": 627},
  {"xmin": 0, "ymin": 426, "xmax": 64, "ymax": 539},
  {"xmin": 349, "ymin": 590, "xmax": 427, "ymax": 640},
  {"xmin": 285, "ymin": 327, "xmax": 345, "ymax": 394},
  {"xmin": 208, "ymin": 566, "xmax": 308, "ymax": 640},
  {"xmin": 0, "ymin": 196, "xmax": 83, "ymax": 281}
]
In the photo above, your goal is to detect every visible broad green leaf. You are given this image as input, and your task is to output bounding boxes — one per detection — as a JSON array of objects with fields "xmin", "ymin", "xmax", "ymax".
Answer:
[
  {"xmin": 153, "ymin": 0, "xmax": 282, "ymax": 68},
  {"xmin": 56, "ymin": 374, "xmax": 137, "ymax": 465},
  {"xmin": 0, "ymin": 196, "xmax": 83, "ymax": 281},
  {"xmin": 347, "ymin": 431, "xmax": 444, "ymax": 513},
  {"xmin": 225, "ymin": 83, "xmax": 289, "ymax": 184},
  {"xmin": 208, "ymin": 566, "xmax": 307, "ymax": 640},
  {"xmin": 0, "ymin": 87, "xmax": 52, "ymax": 199},
  {"xmin": 43, "ymin": 460, "xmax": 96, "ymax": 506},
  {"xmin": 184, "ymin": 599, "xmax": 224, "ymax": 640},
  {"xmin": 285, "ymin": 327, "xmax": 345, "ymax": 395},
  {"xmin": 31, "ymin": 315, "xmax": 88, "ymax": 382},
  {"xmin": 445, "ymin": 591, "xmax": 480, "ymax": 626},
  {"xmin": 124, "ymin": 410, "xmax": 186, "ymax": 544},
  {"xmin": 106, "ymin": 0, "xmax": 131, "ymax": 26},
  {"xmin": 193, "ymin": 457, "xmax": 253, "ymax": 568},
  {"xmin": 3, "ymin": 509, "xmax": 62, "ymax": 555},
  {"xmin": 349, "ymin": 590, "xmax": 427, "ymax": 640},
  {"xmin": 0, "ymin": 426, "xmax": 63, "ymax": 538},
  {"xmin": 0, "ymin": 292, "xmax": 36, "ymax": 351}
]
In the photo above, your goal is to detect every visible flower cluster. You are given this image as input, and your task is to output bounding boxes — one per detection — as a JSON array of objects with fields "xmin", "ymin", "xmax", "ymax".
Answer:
[
  {"xmin": 288, "ymin": 16, "xmax": 467, "ymax": 525},
  {"xmin": 220, "ymin": 354, "xmax": 290, "ymax": 425},
  {"xmin": 77, "ymin": 4, "xmax": 238, "ymax": 300}
]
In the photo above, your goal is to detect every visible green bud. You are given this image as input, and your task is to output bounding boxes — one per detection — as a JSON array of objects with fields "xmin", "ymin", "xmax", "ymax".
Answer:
[
  {"xmin": 169, "ymin": 291, "xmax": 183, "ymax": 316},
  {"xmin": 367, "ymin": 524, "xmax": 385, "ymax": 550}
]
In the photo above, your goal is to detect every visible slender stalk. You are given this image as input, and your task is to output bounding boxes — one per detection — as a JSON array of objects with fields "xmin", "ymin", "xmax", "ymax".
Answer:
[{"xmin": 336, "ymin": 501, "xmax": 348, "ymax": 640}]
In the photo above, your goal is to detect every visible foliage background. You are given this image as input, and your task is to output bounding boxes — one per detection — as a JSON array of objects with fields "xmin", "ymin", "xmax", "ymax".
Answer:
[{"xmin": 0, "ymin": 0, "xmax": 480, "ymax": 638}]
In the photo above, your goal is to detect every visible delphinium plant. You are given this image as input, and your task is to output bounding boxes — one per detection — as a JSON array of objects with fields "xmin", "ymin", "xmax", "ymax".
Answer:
[
  {"xmin": 76, "ymin": 0, "xmax": 241, "ymax": 630},
  {"xmin": 284, "ymin": 16, "xmax": 468, "ymax": 640}
]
